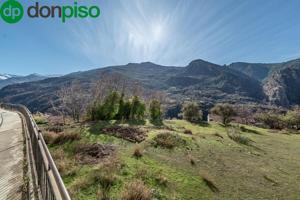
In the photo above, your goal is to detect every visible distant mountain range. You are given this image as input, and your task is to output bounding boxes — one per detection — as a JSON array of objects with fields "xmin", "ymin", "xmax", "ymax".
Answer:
[
  {"xmin": 0, "ymin": 58, "xmax": 299, "ymax": 112},
  {"xmin": 0, "ymin": 74, "xmax": 17, "ymax": 80},
  {"xmin": 0, "ymin": 74, "xmax": 49, "ymax": 89}
]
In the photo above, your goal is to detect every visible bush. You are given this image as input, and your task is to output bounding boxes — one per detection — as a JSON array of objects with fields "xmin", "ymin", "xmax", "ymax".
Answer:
[
  {"xmin": 44, "ymin": 132, "xmax": 81, "ymax": 145},
  {"xmin": 94, "ymin": 170, "xmax": 117, "ymax": 200},
  {"xmin": 121, "ymin": 180, "xmax": 152, "ymax": 200},
  {"xmin": 182, "ymin": 102, "xmax": 202, "ymax": 123},
  {"xmin": 133, "ymin": 145, "xmax": 143, "ymax": 159},
  {"xmin": 211, "ymin": 104, "xmax": 236, "ymax": 126},
  {"xmin": 227, "ymin": 128, "xmax": 251, "ymax": 146},
  {"xmin": 283, "ymin": 107, "xmax": 300, "ymax": 130},
  {"xmin": 34, "ymin": 115, "xmax": 48, "ymax": 125},
  {"xmin": 255, "ymin": 112, "xmax": 283, "ymax": 129},
  {"xmin": 152, "ymin": 132, "xmax": 186, "ymax": 149},
  {"xmin": 51, "ymin": 149, "xmax": 76, "ymax": 176},
  {"xmin": 46, "ymin": 124, "xmax": 64, "ymax": 133},
  {"xmin": 154, "ymin": 171, "xmax": 168, "ymax": 186},
  {"xmin": 184, "ymin": 129, "xmax": 193, "ymax": 135}
]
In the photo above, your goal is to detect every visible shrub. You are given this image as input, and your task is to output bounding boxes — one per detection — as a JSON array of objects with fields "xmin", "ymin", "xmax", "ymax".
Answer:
[
  {"xmin": 211, "ymin": 104, "xmax": 236, "ymax": 126},
  {"xmin": 240, "ymin": 126, "xmax": 247, "ymax": 132},
  {"xmin": 154, "ymin": 171, "xmax": 168, "ymax": 187},
  {"xmin": 34, "ymin": 116, "xmax": 48, "ymax": 125},
  {"xmin": 94, "ymin": 170, "xmax": 117, "ymax": 200},
  {"xmin": 227, "ymin": 128, "xmax": 251, "ymax": 146},
  {"xmin": 152, "ymin": 132, "xmax": 186, "ymax": 149},
  {"xmin": 184, "ymin": 129, "xmax": 193, "ymax": 135},
  {"xmin": 255, "ymin": 112, "xmax": 283, "ymax": 129},
  {"xmin": 135, "ymin": 168, "xmax": 148, "ymax": 181},
  {"xmin": 44, "ymin": 132, "xmax": 81, "ymax": 145},
  {"xmin": 46, "ymin": 124, "xmax": 64, "ymax": 133},
  {"xmin": 133, "ymin": 145, "xmax": 143, "ymax": 159},
  {"xmin": 121, "ymin": 180, "xmax": 152, "ymax": 200},
  {"xmin": 51, "ymin": 149, "xmax": 76, "ymax": 176},
  {"xmin": 83, "ymin": 158, "xmax": 120, "ymax": 200},
  {"xmin": 283, "ymin": 107, "xmax": 300, "ymax": 130},
  {"xmin": 182, "ymin": 102, "xmax": 202, "ymax": 123}
]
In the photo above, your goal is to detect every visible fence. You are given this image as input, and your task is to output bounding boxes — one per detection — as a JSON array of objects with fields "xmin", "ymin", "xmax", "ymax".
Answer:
[{"xmin": 1, "ymin": 103, "xmax": 71, "ymax": 200}]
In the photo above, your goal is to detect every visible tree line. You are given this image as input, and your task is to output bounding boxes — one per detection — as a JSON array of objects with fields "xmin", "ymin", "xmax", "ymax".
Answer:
[
  {"xmin": 52, "ymin": 74, "xmax": 300, "ymax": 131},
  {"xmin": 53, "ymin": 74, "xmax": 163, "ymax": 124}
]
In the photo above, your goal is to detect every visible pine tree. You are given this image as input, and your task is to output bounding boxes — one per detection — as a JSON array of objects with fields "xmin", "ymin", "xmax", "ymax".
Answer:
[{"xmin": 150, "ymin": 99, "xmax": 162, "ymax": 124}]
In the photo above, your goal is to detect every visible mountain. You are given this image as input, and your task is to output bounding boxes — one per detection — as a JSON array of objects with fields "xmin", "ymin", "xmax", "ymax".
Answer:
[
  {"xmin": 0, "ymin": 58, "xmax": 299, "ymax": 112},
  {"xmin": 0, "ymin": 60, "xmax": 264, "ymax": 112},
  {"xmin": 0, "ymin": 74, "xmax": 48, "ymax": 89},
  {"xmin": 166, "ymin": 59, "xmax": 264, "ymax": 106},
  {"xmin": 0, "ymin": 74, "xmax": 17, "ymax": 80},
  {"xmin": 263, "ymin": 59, "xmax": 300, "ymax": 106},
  {"xmin": 228, "ymin": 62, "xmax": 278, "ymax": 81}
]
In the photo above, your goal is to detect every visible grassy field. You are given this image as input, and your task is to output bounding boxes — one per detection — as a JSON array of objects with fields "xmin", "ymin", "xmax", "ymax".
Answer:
[{"xmin": 38, "ymin": 117, "xmax": 300, "ymax": 200}]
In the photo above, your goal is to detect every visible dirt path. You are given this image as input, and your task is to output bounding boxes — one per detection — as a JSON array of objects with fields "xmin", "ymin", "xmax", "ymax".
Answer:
[{"xmin": 0, "ymin": 109, "xmax": 24, "ymax": 200}]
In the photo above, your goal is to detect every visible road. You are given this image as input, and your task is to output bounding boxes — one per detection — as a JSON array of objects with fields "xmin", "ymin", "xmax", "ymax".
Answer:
[{"xmin": 0, "ymin": 109, "xmax": 24, "ymax": 200}]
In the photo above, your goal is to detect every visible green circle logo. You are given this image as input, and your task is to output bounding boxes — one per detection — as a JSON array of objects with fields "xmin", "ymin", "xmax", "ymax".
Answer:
[{"xmin": 0, "ymin": 0, "xmax": 24, "ymax": 24}]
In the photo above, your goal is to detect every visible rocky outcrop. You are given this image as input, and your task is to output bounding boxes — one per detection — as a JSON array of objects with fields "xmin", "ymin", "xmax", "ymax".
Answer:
[
  {"xmin": 263, "ymin": 71, "xmax": 289, "ymax": 106},
  {"xmin": 263, "ymin": 64, "xmax": 300, "ymax": 107}
]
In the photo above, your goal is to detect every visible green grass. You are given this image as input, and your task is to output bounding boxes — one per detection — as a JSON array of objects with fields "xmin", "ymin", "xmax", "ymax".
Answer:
[{"xmin": 41, "ymin": 119, "xmax": 300, "ymax": 200}]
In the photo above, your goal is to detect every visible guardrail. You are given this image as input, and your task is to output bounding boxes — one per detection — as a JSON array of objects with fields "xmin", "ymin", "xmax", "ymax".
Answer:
[
  {"xmin": 1, "ymin": 103, "xmax": 71, "ymax": 200},
  {"xmin": 0, "ymin": 112, "xmax": 3, "ymax": 127}
]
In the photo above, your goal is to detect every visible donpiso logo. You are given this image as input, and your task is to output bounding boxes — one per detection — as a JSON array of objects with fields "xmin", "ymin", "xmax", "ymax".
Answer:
[
  {"xmin": 0, "ymin": 0, "xmax": 101, "ymax": 24},
  {"xmin": 0, "ymin": 0, "xmax": 24, "ymax": 24}
]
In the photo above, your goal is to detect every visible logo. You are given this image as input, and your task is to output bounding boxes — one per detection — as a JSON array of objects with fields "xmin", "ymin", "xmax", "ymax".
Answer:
[
  {"xmin": 0, "ymin": 1, "xmax": 101, "ymax": 24},
  {"xmin": 0, "ymin": 0, "xmax": 24, "ymax": 24}
]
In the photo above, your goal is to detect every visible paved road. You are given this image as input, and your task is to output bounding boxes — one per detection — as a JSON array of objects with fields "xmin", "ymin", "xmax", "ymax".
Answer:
[{"xmin": 0, "ymin": 109, "xmax": 24, "ymax": 200}]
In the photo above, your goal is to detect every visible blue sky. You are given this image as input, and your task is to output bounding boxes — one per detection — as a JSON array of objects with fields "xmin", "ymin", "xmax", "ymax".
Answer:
[{"xmin": 1, "ymin": 0, "xmax": 300, "ymax": 75}]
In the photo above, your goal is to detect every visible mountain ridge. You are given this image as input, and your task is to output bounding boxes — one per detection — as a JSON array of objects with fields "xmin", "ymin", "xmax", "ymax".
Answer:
[{"xmin": 0, "ymin": 57, "xmax": 299, "ymax": 112}]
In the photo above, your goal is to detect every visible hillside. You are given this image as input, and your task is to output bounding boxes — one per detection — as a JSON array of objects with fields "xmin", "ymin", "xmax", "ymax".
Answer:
[
  {"xmin": 167, "ymin": 60, "xmax": 264, "ymax": 106},
  {"xmin": 263, "ymin": 62, "xmax": 300, "ymax": 106},
  {"xmin": 38, "ymin": 117, "xmax": 300, "ymax": 200},
  {"xmin": 228, "ymin": 62, "xmax": 278, "ymax": 81},
  {"xmin": 0, "ymin": 74, "xmax": 17, "ymax": 80},
  {"xmin": 0, "ymin": 74, "xmax": 48, "ymax": 89},
  {"xmin": 1, "ymin": 58, "xmax": 300, "ymax": 111},
  {"xmin": 0, "ymin": 60, "xmax": 265, "ymax": 112}
]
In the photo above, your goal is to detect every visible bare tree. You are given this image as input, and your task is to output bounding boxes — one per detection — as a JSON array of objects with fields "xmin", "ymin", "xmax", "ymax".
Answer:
[
  {"xmin": 56, "ymin": 81, "xmax": 88, "ymax": 122},
  {"xmin": 91, "ymin": 72, "xmax": 130, "ymax": 104}
]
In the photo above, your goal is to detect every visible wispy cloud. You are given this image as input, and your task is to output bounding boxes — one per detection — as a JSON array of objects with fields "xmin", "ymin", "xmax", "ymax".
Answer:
[{"xmin": 66, "ymin": 0, "xmax": 300, "ymax": 67}]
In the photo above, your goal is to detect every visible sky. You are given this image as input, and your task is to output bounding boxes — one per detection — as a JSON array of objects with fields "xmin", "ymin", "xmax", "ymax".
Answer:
[{"xmin": 1, "ymin": 0, "xmax": 300, "ymax": 75}]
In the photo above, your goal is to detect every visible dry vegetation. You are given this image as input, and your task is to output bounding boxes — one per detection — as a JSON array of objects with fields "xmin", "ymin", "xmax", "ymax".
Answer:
[{"xmin": 36, "ymin": 113, "xmax": 300, "ymax": 200}]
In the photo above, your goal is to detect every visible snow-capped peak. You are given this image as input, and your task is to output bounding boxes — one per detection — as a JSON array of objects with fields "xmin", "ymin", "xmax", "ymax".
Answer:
[{"xmin": 0, "ymin": 74, "xmax": 13, "ymax": 80}]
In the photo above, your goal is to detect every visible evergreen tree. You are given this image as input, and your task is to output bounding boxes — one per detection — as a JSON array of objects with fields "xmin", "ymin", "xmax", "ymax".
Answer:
[
  {"xmin": 130, "ymin": 96, "xmax": 145, "ymax": 121},
  {"xmin": 102, "ymin": 91, "xmax": 120, "ymax": 120},
  {"xmin": 123, "ymin": 101, "xmax": 132, "ymax": 120},
  {"xmin": 116, "ymin": 93, "xmax": 125, "ymax": 120},
  {"xmin": 150, "ymin": 99, "xmax": 162, "ymax": 123}
]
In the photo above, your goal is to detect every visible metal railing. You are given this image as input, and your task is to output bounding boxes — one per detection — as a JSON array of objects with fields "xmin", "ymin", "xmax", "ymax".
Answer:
[{"xmin": 1, "ymin": 103, "xmax": 71, "ymax": 200}]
